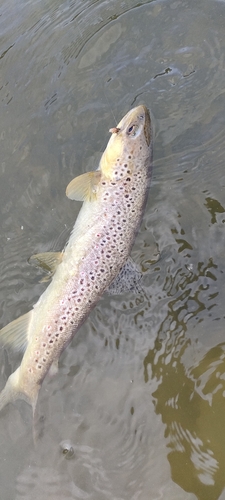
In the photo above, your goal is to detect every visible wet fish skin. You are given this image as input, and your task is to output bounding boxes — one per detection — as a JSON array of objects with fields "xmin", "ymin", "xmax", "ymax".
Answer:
[{"xmin": 0, "ymin": 105, "xmax": 152, "ymax": 414}]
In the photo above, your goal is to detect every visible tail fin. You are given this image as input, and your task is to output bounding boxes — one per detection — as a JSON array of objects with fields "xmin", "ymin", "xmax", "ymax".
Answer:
[{"xmin": 0, "ymin": 367, "xmax": 38, "ymax": 415}]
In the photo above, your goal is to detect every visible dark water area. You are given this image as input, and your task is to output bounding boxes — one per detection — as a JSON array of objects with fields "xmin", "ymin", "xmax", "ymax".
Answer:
[{"xmin": 1, "ymin": 0, "xmax": 225, "ymax": 498}]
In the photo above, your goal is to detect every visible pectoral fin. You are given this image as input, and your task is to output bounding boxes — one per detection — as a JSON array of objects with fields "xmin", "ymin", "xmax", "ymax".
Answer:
[
  {"xmin": 107, "ymin": 257, "xmax": 143, "ymax": 295},
  {"xmin": 29, "ymin": 251, "xmax": 63, "ymax": 282},
  {"xmin": 66, "ymin": 171, "xmax": 101, "ymax": 202},
  {"xmin": 0, "ymin": 311, "xmax": 32, "ymax": 352}
]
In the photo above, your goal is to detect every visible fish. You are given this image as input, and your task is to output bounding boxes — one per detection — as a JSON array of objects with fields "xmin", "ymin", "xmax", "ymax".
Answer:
[{"xmin": 0, "ymin": 105, "xmax": 152, "ymax": 415}]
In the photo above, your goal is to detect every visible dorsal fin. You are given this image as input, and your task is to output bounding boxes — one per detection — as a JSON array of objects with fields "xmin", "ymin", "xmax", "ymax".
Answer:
[{"xmin": 66, "ymin": 171, "xmax": 101, "ymax": 202}]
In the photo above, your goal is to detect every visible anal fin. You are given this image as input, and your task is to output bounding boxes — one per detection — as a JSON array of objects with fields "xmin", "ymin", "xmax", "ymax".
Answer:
[{"xmin": 0, "ymin": 311, "xmax": 32, "ymax": 352}]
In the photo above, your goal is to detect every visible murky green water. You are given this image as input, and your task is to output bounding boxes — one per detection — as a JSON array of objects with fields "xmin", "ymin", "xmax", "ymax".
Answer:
[{"xmin": 1, "ymin": 0, "xmax": 225, "ymax": 498}]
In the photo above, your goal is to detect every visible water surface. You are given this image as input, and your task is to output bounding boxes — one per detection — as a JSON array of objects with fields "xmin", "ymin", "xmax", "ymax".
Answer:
[{"xmin": 1, "ymin": 0, "xmax": 225, "ymax": 499}]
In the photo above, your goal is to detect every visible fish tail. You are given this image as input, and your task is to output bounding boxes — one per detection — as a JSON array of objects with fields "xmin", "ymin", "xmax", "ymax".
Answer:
[{"xmin": 0, "ymin": 367, "xmax": 38, "ymax": 414}]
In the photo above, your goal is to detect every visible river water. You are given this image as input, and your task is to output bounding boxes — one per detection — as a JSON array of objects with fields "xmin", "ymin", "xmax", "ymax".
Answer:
[{"xmin": 0, "ymin": 0, "xmax": 225, "ymax": 499}]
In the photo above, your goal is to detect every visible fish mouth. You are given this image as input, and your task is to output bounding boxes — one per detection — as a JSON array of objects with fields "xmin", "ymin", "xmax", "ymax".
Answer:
[
  {"xmin": 133, "ymin": 105, "xmax": 151, "ymax": 146},
  {"xmin": 143, "ymin": 106, "xmax": 151, "ymax": 146}
]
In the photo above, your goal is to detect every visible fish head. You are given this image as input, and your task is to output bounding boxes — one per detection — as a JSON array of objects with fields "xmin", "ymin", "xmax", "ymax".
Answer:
[{"xmin": 100, "ymin": 105, "xmax": 152, "ymax": 179}]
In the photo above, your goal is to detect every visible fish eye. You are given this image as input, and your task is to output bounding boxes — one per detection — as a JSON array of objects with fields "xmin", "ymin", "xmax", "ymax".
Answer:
[{"xmin": 127, "ymin": 124, "xmax": 138, "ymax": 136}]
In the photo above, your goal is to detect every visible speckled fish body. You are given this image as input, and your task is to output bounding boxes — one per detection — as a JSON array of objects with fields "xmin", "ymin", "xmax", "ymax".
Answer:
[{"xmin": 0, "ymin": 105, "xmax": 152, "ymax": 413}]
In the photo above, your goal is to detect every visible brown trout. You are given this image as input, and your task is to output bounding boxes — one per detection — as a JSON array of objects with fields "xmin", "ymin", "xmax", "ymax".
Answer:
[{"xmin": 0, "ymin": 105, "xmax": 152, "ymax": 414}]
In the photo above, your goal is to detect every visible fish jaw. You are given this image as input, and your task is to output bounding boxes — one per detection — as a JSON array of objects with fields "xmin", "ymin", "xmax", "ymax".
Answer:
[{"xmin": 100, "ymin": 105, "xmax": 152, "ymax": 180}]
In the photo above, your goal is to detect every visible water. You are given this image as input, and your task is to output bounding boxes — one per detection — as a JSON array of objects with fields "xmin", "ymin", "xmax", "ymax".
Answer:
[{"xmin": 0, "ymin": 0, "xmax": 225, "ymax": 498}]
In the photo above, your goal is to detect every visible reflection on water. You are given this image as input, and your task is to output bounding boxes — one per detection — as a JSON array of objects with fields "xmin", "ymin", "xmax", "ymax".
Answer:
[
  {"xmin": 1, "ymin": 0, "xmax": 225, "ymax": 498},
  {"xmin": 145, "ymin": 336, "xmax": 225, "ymax": 500},
  {"xmin": 144, "ymin": 240, "xmax": 225, "ymax": 499}
]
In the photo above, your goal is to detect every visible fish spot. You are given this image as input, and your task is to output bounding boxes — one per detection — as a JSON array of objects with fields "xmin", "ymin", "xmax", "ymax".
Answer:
[
  {"xmin": 38, "ymin": 365, "xmax": 42, "ymax": 369},
  {"xmin": 59, "ymin": 326, "xmax": 63, "ymax": 331}
]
